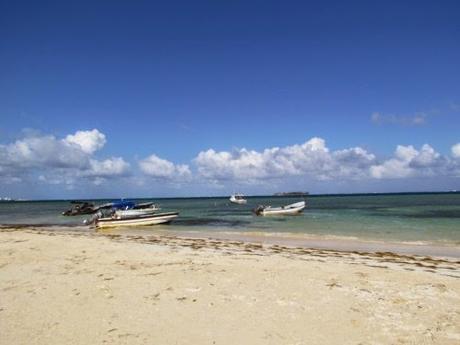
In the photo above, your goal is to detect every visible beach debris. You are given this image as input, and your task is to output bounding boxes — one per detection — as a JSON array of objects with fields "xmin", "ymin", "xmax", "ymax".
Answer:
[{"xmin": 326, "ymin": 280, "xmax": 342, "ymax": 289}]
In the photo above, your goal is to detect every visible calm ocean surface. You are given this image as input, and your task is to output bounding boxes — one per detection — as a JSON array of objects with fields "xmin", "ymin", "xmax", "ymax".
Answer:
[{"xmin": 0, "ymin": 193, "xmax": 459, "ymax": 245}]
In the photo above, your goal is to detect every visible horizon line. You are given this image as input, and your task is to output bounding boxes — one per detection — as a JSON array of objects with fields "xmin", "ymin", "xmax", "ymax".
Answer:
[{"xmin": 2, "ymin": 190, "xmax": 459, "ymax": 202}]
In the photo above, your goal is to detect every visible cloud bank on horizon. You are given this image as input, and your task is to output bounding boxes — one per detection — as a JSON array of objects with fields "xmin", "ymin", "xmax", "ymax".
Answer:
[{"xmin": 1, "ymin": 128, "xmax": 459, "ymax": 197}]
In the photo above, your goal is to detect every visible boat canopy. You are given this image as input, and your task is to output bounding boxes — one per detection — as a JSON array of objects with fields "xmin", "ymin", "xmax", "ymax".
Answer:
[{"xmin": 110, "ymin": 200, "xmax": 135, "ymax": 210}]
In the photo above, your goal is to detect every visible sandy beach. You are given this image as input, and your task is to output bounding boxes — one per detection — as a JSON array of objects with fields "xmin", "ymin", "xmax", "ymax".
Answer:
[{"xmin": 1, "ymin": 228, "xmax": 460, "ymax": 345}]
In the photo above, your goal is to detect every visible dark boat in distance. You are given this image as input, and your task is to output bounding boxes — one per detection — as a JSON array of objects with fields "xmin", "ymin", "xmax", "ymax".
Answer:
[
  {"xmin": 62, "ymin": 200, "xmax": 157, "ymax": 216},
  {"xmin": 62, "ymin": 201, "xmax": 97, "ymax": 216},
  {"xmin": 273, "ymin": 192, "xmax": 309, "ymax": 197}
]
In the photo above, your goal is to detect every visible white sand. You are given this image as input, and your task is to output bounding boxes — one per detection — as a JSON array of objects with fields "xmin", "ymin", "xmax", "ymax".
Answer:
[{"xmin": 1, "ymin": 229, "xmax": 460, "ymax": 344}]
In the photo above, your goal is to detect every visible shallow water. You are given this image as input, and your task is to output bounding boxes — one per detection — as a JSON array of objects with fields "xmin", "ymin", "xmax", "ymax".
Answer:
[{"xmin": 1, "ymin": 193, "xmax": 459, "ymax": 245}]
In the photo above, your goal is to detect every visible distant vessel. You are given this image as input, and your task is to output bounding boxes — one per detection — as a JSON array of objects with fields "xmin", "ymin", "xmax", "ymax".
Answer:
[
  {"xmin": 253, "ymin": 201, "xmax": 306, "ymax": 216},
  {"xmin": 230, "ymin": 194, "xmax": 247, "ymax": 204},
  {"xmin": 274, "ymin": 192, "xmax": 309, "ymax": 197}
]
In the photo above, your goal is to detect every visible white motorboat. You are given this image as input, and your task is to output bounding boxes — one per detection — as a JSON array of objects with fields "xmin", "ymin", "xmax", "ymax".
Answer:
[
  {"xmin": 95, "ymin": 211, "xmax": 179, "ymax": 228},
  {"xmin": 253, "ymin": 201, "xmax": 306, "ymax": 216},
  {"xmin": 230, "ymin": 194, "xmax": 247, "ymax": 204},
  {"xmin": 114, "ymin": 205, "xmax": 160, "ymax": 218}
]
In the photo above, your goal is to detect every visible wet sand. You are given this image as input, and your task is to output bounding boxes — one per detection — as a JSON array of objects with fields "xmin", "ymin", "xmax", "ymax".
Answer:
[
  {"xmin": 160, "ymin": 229, "xmax": 460, "ymax": 259},
  {"xmin": 1, "ymin": 228, "xmax": 460, "ymax": 344}
]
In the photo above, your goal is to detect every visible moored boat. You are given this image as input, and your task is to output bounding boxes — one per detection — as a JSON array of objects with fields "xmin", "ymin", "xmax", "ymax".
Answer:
[
  {"xmin": 94, "ymin": 212, "xmax": 179, "ymax": 228},
  {"xmin": 62, "ymin": 201, "xmax": 97, "ymax": 216},
  {"xmin": 63, "ymin": 200, "xmax": 157, "ymax": 216},
  {"xmin": 230, "ymin": 194, "xmax": 247, "ymax": 204},
  {"xmin": 253, "ymin": 201, "xmax": 306, "ymax": 216}
]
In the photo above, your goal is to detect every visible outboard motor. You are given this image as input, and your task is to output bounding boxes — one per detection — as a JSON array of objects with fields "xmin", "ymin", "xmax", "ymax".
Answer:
[
  {"xmin": 253, "ymin": 205, "xmax": 265, "ymax": 216},
  {"xmin": 83, "ymin": 210, "xmax": 103, "ymax": 225}
]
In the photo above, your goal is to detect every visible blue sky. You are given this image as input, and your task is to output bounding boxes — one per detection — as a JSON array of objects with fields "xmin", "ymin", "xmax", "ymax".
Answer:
[{"xmin": 0, "ymin": 1, "xmax": 459, "ymax": 199}]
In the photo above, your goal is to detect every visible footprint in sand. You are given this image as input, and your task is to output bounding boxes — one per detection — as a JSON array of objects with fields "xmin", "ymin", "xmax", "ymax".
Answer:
[
  {"xmin": 354, "ymin": 272, "xmax": 369, "ymax": 278},
  {"xmin": 97, "ymin": 284, "xmax": 113, "ymax": 299},
  {"xmin": 144, "ymin": 293, "xmax": 161, "ymax": 302},
  {"xmin": 432, "ymin": 283, "xmax": 448, "ymax": 293},
  {"xmin": 326, "ymin": 279, "xmax": 342, "ymax": 289},
  {"xmin": 185, "ymin": 287, "xmax": 201, "ymax": 293},
  {"xmin": 392, "ymin": 297, "xmax": 406, "ymax": 305},
  {"xmin": 118, "ymin": 333, "xmax": 140, "ymax": 339}
]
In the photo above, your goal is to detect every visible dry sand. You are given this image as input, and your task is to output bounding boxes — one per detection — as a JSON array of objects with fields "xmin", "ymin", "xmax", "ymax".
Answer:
[{"xmin": 1, "ymin": 228, "xmax": 460, "ymax": 345}]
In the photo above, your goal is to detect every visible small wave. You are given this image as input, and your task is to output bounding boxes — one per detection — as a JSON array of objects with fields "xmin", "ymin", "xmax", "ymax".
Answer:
[
  {"xmin": 1, "ymin": 223, "xmax": 80, "ymax": 228},
  {"xmin": 368, "ymin": 209, "xmax": 460, "ymax": 219},
  {"xmin": 172, "ymin": 218, "xmax": 251, "ymax": 227}
]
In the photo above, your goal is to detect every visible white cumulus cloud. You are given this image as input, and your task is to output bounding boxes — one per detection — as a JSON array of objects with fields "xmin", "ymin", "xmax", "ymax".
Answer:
[
  {"xmin": 64, "ymin": 129, "xmax": 106, "ymax": 154},
  {"xmin": 452, "ymin": 143, "xmax": 460, "ymax": 158},
  {"xmin": 87, "ymin": 157, "xmax": 130, "ymax": 177},
  {"xmin": 2, "ymin": 135, "xmax": 90, "ymax": 169},
  {"xmin": 139, "ymin": 154, "xmax": 191, "ymax": 181},
  {"xmin": 0, "ymin": 129, "xmax": 130, "ymax": 187},
  {"xmin": 370, "ymin": 144, "xmax": 444, "ymax": 179},
  {"xmin": 194, "ymin": 137, "xmax": 376, "ymax": 182}
]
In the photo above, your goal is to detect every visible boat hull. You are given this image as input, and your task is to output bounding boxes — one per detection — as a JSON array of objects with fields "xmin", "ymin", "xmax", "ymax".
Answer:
[
  {"xmin": 256, "ymin": 201, "xmax": 306, "ymax": 216},
  {"xmin": 229, "ymin": 195, "xmax": 247, "ymax": 204},
  {"xmin": 260, "ymin": 205, "xmax": 305, "ymax": 215},
  {"xmin": 230, "ymin": 199, "xmax": 247, "ymax": 204},
  {"xmin": 96, "ymin": 212, "xmax": 179, "ymax": 228},
  {"xmin": 114, "ymin": 207, "xmax": 159, "ymax": 218}
]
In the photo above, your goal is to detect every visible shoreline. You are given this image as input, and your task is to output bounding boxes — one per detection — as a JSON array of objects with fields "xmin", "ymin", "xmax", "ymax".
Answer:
[
  {"xmin": 0, "ymin": 228, "xmax": 460, "ymax": 278},
  {"xmin": 1, "ymin": 228, "xmax": 460, "ymax": 344},
  {"xmin": 162, "ymin": 229, "xmax": 460, "ymax": 259},
  {"xmin": 3, "ymin": 224, "xmax": 459, "ymax": 259}
]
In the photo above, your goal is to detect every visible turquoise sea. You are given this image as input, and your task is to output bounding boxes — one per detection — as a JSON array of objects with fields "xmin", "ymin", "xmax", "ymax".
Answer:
[{"xmin": 0, "ymin": 193, "xmax": 459, "ymax": 247}]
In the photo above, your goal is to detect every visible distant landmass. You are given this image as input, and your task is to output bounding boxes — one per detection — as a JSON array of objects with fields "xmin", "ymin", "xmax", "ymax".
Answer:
[
  {"xmin": 273, "ymin": 192, "xmax": 309, "ymax": 196},
  {"xmin": 0, "ymin": 197, "xmax": 14, "ymax": 201}
]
